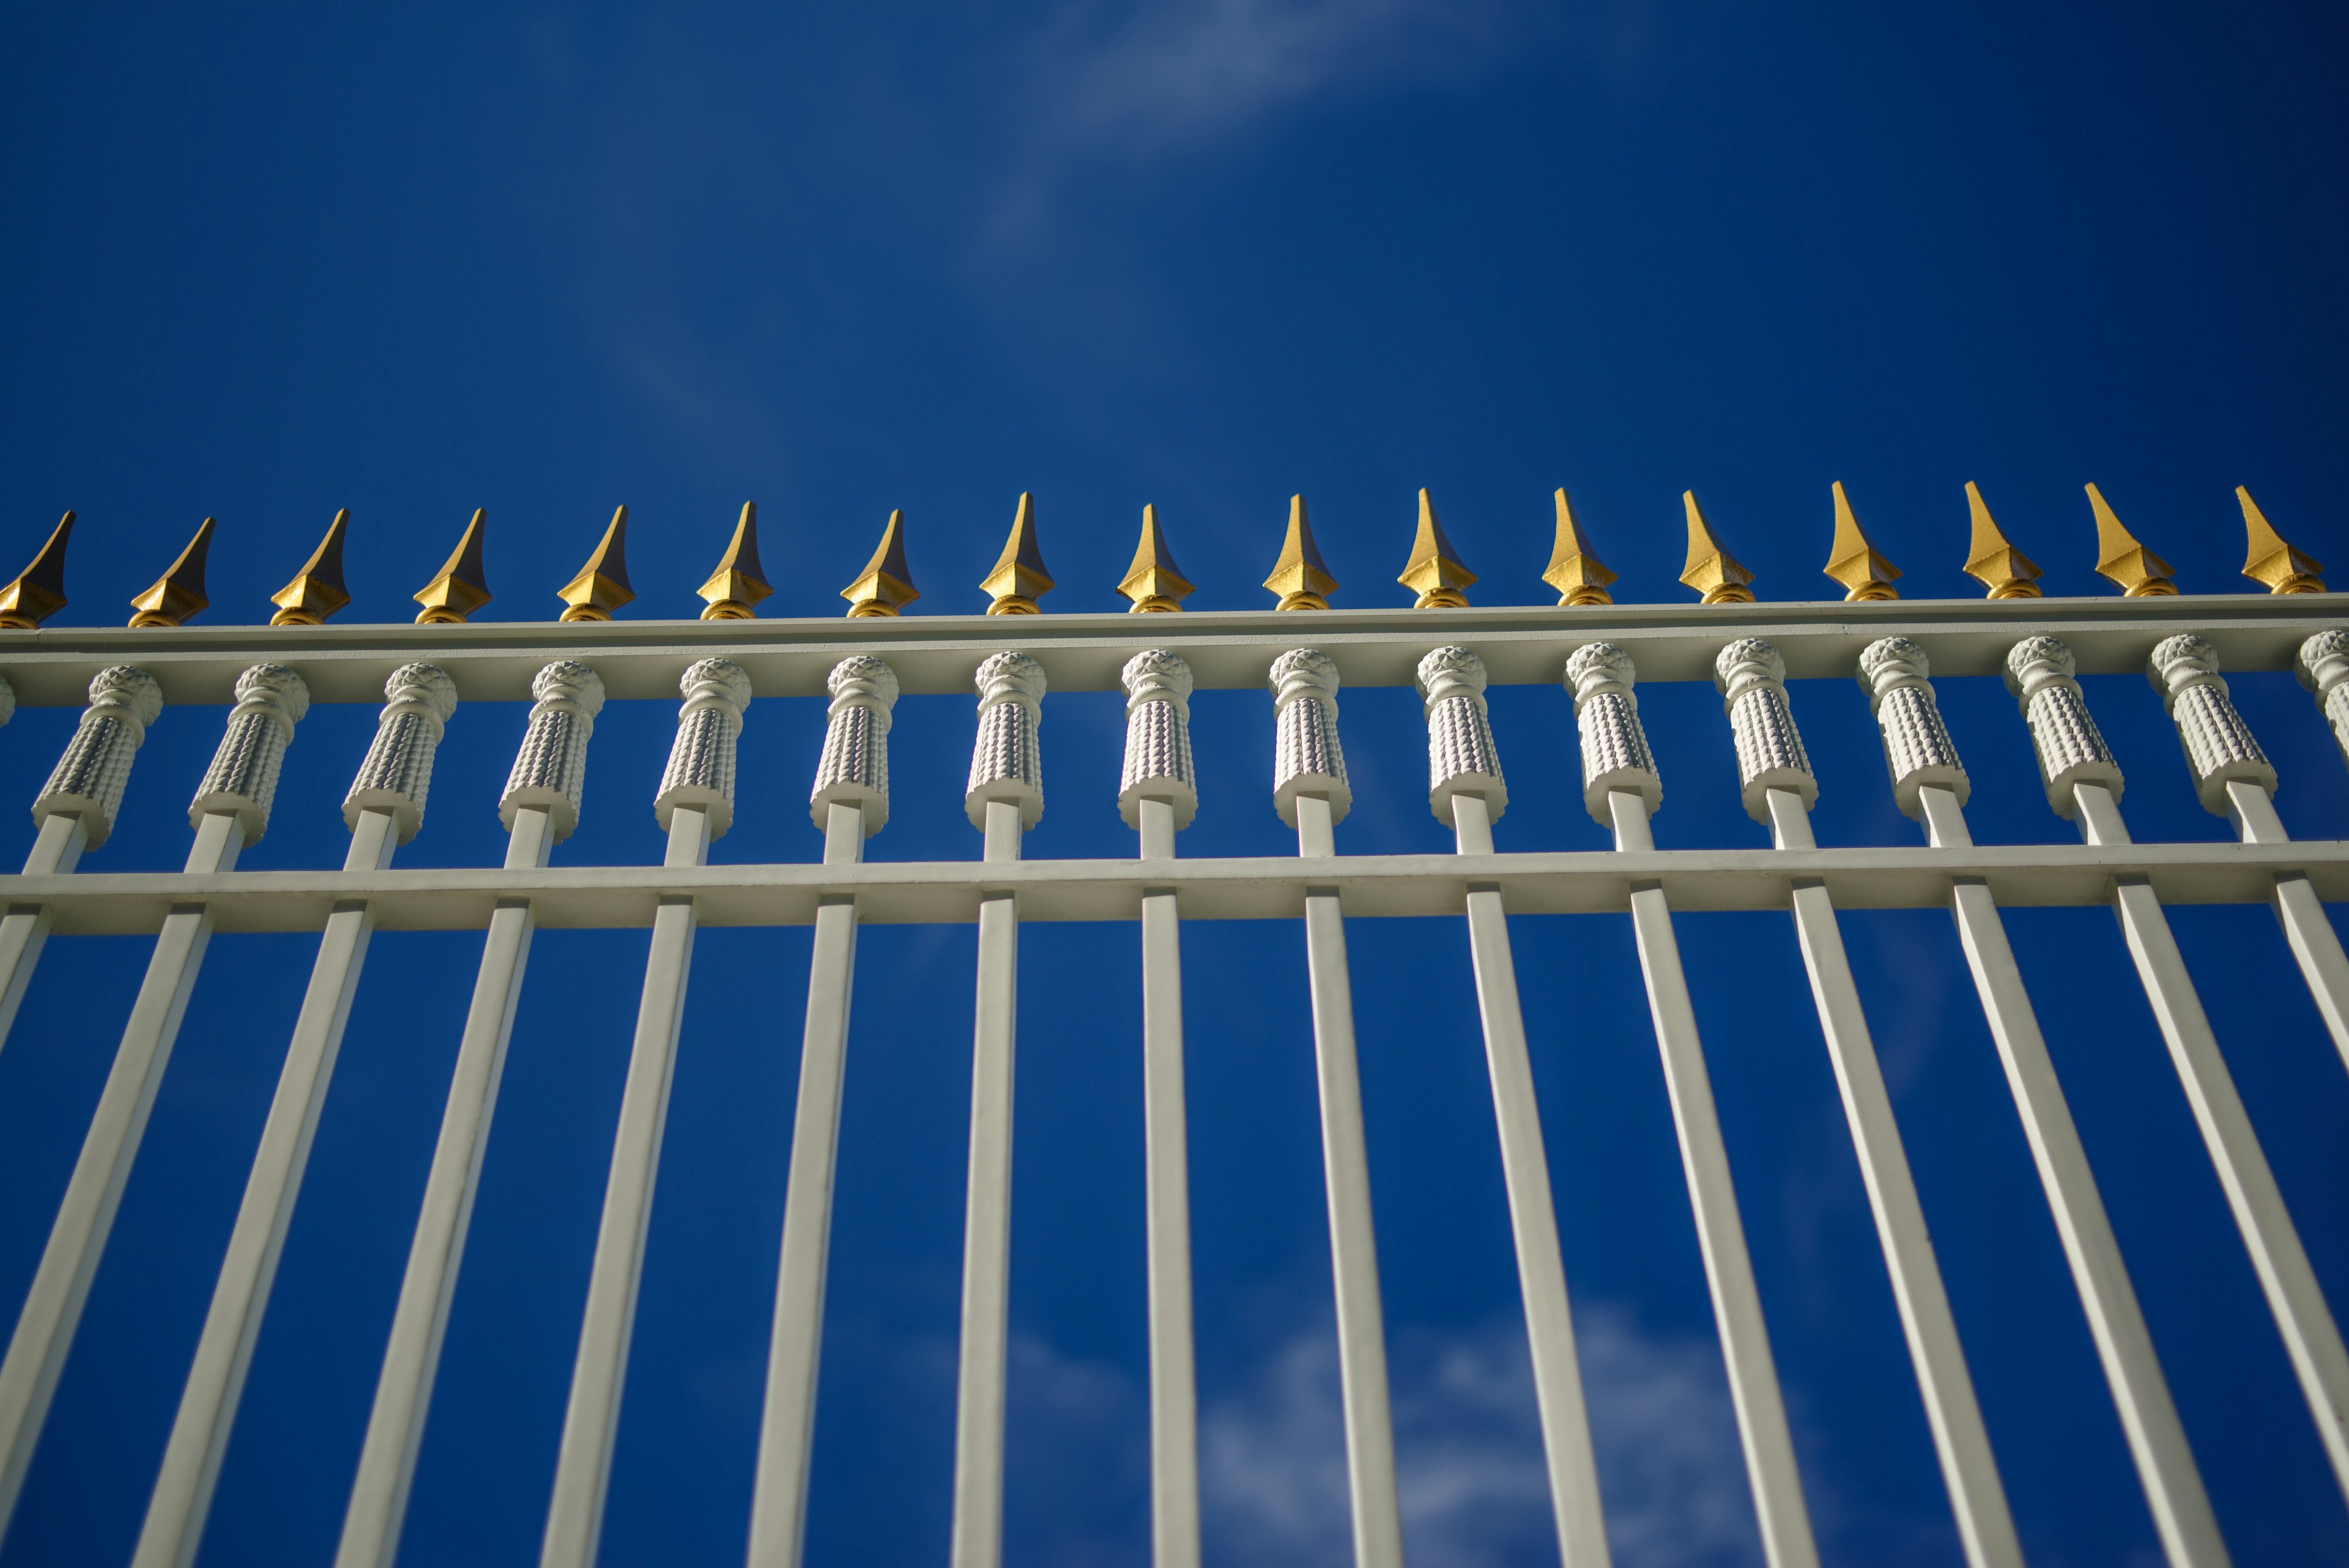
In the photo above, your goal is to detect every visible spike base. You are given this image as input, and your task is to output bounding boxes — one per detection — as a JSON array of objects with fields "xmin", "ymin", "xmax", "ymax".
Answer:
[
  {"xmin": 700, "ymin": 601, "xmax": 759, "ymax": 621},
  {"xmin": 1986, "ymin": 580, "xmax": 2043, "ymax": 600},
  {"xmin": 558, "ymin": 604, "xmax": 614, "ymax": 623},
  {"xmin": 2123, "ymin": 580, "xmax": 2180, "ymax": 598},
  {"xmin": 129, "ymin": 609, "xmax": 187, "ymax": 629},
  {"xmin": 985, "ymin": 596, "xmax": 1042, "ymax": 615},
  {"xmin": 1274, "ymin": 591, "xmax": 1329, "ymax": 612},
  {"xmin": 1558, "ymin": 587, "xmax": 1612, "ymax": 608},
  {"xmin": 845, "ymin": 600, "xmax": 902, "ymax": 619},
  {"xmin": 1126, "ymin": 595, "xmax": 1183, "ymax": 614},
  {"xmin": 1412, "ymin": 587, "xmax": 1471, "ymax": 609},
  {"xmin": 414, "ymin": 606, "xmax": 472, "ymax": 626},
  {"xmin": 1844, "ymin": 582, "xmax": 1899, "ymax": 603},
  {"xmin": 1700, "ymin": 585, "xmax": 1757, "ymax": 606},
  {"xmin": 2269, "ymin": 574, "xmax": 2326, "ymax": 595},
  {"xmin": 269, "ymin": 607, "xmax": 328, "ymax": 627}
]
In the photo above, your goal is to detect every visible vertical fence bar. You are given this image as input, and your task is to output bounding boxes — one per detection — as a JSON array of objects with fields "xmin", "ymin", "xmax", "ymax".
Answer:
[
  {"xmin": 1564, "ymin": 641, "xmax": 1820, "ymax": 1568},
  {"xmin": 0, "ymin": 667, "xmax": 165, "ymax": 1049},
  {"xmin": 1118, "ymin": 649, "xmax": 1203, "ymax": 1568},
  {"xmin": 950, "ymin": 652, "xmax": 1045, "ymax": 1568},
  {"xmin": 0, "ymin": 663, "xmax": 308, "ymax": 1539},
  {"xmin": 1860, "ymin": 636, "xmax": 2226, "ymax": 1568},
  {"xmin": 1271, "ymin": 648, "xmax": 1406, "ymax": 1568},
  {"xmin": 1416, "ymin": 646, "xmax": 1610, "ymax": 1568},
  {"xmin": 134, "ymin": 664, "xmax": 458, "ymax": 1568},
  {"xmin": 1713, "ymin": 639, "xmax": 2020, "ymax": 1568},
  {"xmin": 540, "ymin": 661, "xmax": 750, "ymax": 1568},
  {"xmin": 749, "ymin": 655, "xmax": 898, "ymax": 1568},
  {"xmin": 2011, "ymin": 634, "xmax": 2349, "ymax": 1506},
  {"xmin": 336, "ymin": 660, "xmax": 605, "ymax": 1568}
]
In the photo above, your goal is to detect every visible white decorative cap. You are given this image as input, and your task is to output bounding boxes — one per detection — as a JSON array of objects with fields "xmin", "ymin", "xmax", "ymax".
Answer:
[
  {"xmin": 2296, "ymin": 630, "xmax": 2349, "ymax": 775},
  {"xmin": 500, "ymin": 660, "xmax": 607, "ymax": 842},
  {"xmin": 1416, "ymin": 645, "xmax": 1506, "ymax": 827},
  {"xmin": 32, "ymin": 666, "xmax": 166, "ymax": 847},
  {"xmin": 344, "ymin": 663, "xmax": 460, "ymax": 844},
  {"xmin": 1857, "ymin": 637, "xmax": 1968, "ymax": 819},
  {"xmin": 811, "ymin": 655, "xmax": 900, "ymax": 834},
  {"xmin": 1119, "ymin": 648, "xmax": 1197, "ymax": 831},
  {"xmin": 656, "ymin": 658, "xmax": 754, "ymax": 838},
  {"xmin": 966, "ymin": 650, "xmax": 1046, "ymax": 829},
  {"xmin": 2145, "ymin": 633, "xmax": 2275, "ymax": 815},
  {"xmin": 189, "ymin": 663, "xmax": 313, "ymax": 839},
  {"xmin": 2002, "ymin": 636, "xmax": 2121, "ymax": 817},
  {"xmin": 1271, "ymin": 648, "xmax": 1350, "ymax": 828},
  {"xmin": 1565, "ymin": 642, "xmax": 1661, "ymax": 824},
  {"xmin": 1713, "ymin": 638, "xmax": 1816, "ymax": 822}
]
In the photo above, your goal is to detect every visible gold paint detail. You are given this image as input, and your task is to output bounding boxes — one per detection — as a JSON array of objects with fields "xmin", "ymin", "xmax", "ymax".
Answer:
[
  {"xmin": 1263, "ymin": 494, "xmax": 1339, "ymax": 611},
  {"xmin": 557, "ymin": 505, "xmax": 636, "ymax": 622},
  {"xmin": 841, "ymin": 509, "xmax": 919, "ymax": 618},
  {"xmin": 2238, "ymin": 486, "xmax": 2325, "ymax": 594},
  {"xmin": 980, "ymin": 492, "xmax": 1054, "ymax": 614},
  {"xmin": 699, "ymin": 502, "xmax": 774, "ymax": 620},
  {"xmin": 1116, "ymin": 503, "xmax": 1194, "ymax": 613},
  {"xmin": 2087, "ymin": 483, "xmax": 2177, "ymax": 596},
  {"xmin": 1679, "ymin": 491, "xmax": 1756, "ymax": 604},
  {"xmin": 1541, "ymin": 488, "xmax": 1615, "ymax": 606},
  {"xmin": 269, "ymin": 508, "xmax": 354, "ymax": 626},
  {"xmin": 1822, "ymin": 481, "xmax": 1901, "ymax": 601},
  {"xmin": 1397, "ymin": 488, "xmax": 1477, "ymax": 608},
  {"xmin": 129, "ymin": 517, "xmax": 217, "ymax": 628},
  {"xmin": 0, "ymin": 511, "xmax": 75, "ymax": 629},
  {"xmin": 1961, "ymin": 481, "xmax": 2043, "ymax": 598},
  {"xmin": 413, "ymin": 509, "xmax": 493, "ymax": 625}
]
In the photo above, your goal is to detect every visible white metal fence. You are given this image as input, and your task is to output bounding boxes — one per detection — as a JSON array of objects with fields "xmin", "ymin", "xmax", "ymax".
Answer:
[{"xmin": 0, "ymin": 592, "xmax": 2343, "ymax": 1568}]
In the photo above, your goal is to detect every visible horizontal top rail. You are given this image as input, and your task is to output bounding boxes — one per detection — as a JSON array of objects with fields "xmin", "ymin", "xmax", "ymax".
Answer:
[
  {"xmin": 2, "ymin": 836, "xmax": 2338, "ymax": 931},
  {"xmin": 0, "ymin": 594, "xmax": 2337, "ymax": 707}
]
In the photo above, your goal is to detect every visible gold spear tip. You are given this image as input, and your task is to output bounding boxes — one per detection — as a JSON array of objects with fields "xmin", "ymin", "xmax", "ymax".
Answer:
[
  {"xmin": 1397, "ymin": 489, "xmax": 1477, "ymax": 608},
  {"xmin": 1116, "ymin": 503, "xmax": 1194, "ymax": 612},
  {"xmin": 2087, "ymin": 483, "xmax": 2176, "ymax": 596},
  {"xmin": 1961, "ymin": 481, "xmax": 2043, "ymax": 598},
  {"xmin": 414, "ymin": 508, "xmax": 492, "ymax": 625},
  {"xmin": 269, "ymin": 508, "xmax": 354, "ymax": 626},
  {"xmin": 1264, "ymin": 494, "xmax": 1338, "ymax": 610},
  {"xmin": 129, "ymin": 517, "xmax": 216, "ymax": 628},
  {"xmin": 699, "ymin": 502, "xmax": 774, "ymax": 620},
  {"xmin": 0, "ymin": 511, "xmax": 75, "ymax": 630},
  {"xmin": 980, "ymin": 492, "xmax": 1054, "ymax": 614},
  {"xmin": 1679, "ymin": 491, "xmax": 1754, "ymax": 604},
  {"xmin": 1541, "ymin": 488, "xmax": 1614, "ymax": 606},
  {"xmin": 1822, "ymin": 481, "xmax": 1901, "ymax": 601},
  {"xmin": 2238, "ymin": 486, "xmax": 2325, "ymax": 594},
  {"xmin": 841, "ymin": 509, "xmax": 919, "ymax": 617},
  {"xmin": 557, "ymin": 505, "xmax": 636, "ymax": 622}
]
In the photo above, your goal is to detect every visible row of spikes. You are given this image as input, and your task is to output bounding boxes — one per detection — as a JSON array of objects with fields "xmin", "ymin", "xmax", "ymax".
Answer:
[{"xmin": 0, "ymin": 479, "xmax": 2325, "ymax": 630}]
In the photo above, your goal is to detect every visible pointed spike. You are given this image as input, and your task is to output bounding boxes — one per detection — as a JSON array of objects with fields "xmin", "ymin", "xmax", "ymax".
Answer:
[
  {"xmin": 1961, "ymin": 482, "xmax": 2044, "ymax": 598},
  {"xmin": 2086, "ymin": 483, "xmax": 2177, "ymax": 596},
  {"xmin": 270, "ymin": 508, "xmax": 354, "ymax": 626},
  {"xmin": 841, "ymin": 509, "xmax": 920, "ymax": 617},
  {"xmin": 1397, "ymin": 488, "xmax": 1477, "ymax": 608},
  {"xmin": 2237, "ymin": 486, "xmax": 2325, "ymax": 594},
  {"xmin": 1263, "ymin": 494, "xmax": 1340, "ymax": 610},
  {"xmin": 1116, "ymin": 503, "xmax": 1195, "ymax": 612},
  {"xmin": 1678, "ymin": 491, "xmax": 1755, "ymax": 604},
  {"xmin": 0, "ymin": 512, "xmax": 75, "ymax": 629},
  {"xmin": 557, "ymin": 505, "xmax": 636, "ymax": 622},
  {"xmin": 1821, "ymin": 481, "xmax": 1902, "ymax": 601},
  {"xmin": 129, "ymin": 517, "xmax": 216, "ymax": 628},
  {"xmin": 414, "ymin": 509, "xmax": 493, "ymax": 625},
  {"xmin": 1540, "ymin": 488, "xmax": 1616, "ymax": 606},
  {"xmin": 699, "ymin": 501, "xmax": 774, "ymax": 620},
  {"xmin": 979, "ymin": 491, "xmax": 1055, "ymax": 614}
]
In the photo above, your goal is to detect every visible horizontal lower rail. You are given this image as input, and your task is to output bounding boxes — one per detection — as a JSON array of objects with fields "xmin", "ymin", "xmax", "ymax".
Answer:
[{"xmin": 0, "ymin": 840, "xmax": 2335, "ymax": 931}]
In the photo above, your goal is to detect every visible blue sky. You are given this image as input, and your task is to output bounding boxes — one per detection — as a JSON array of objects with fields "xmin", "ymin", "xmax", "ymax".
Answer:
[{"xmin": 1, "ymin": 3, "xmax": 2348, "ymax": 1565}]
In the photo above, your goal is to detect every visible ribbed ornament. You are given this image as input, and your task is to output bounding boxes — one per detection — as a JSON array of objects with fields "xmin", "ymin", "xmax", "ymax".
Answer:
[
  {"xmin": 1713, "ymin": 637, "xmax": 1816, "ymax": 822},
  {"xmin": 1565, "ymin": 642, "xmax": 1660, "ymax": 824},
  {"xmin": 2147, "ymin": 633, "xmax": 2275, "ymax": 815},
  {"xmin": 2296, "ymin": 630, "xmax": 2349, "ymax": 773},
  {"xmin": 2000, "ymin": 636, "xmax": 2121, "ymax": 817},
  {"xmin": 344, "ymin": 663, "xmax": 459, "ymax": 842},
  {"xmin": 1858, "ymin": 637, "xmax": 1969, "ymax": 819},
  {"xmin": 1270, "ymin": 648, "xmax": 1350, "ymax": 828},
  {"xmin": 189, "ymin": 663, "xmax": 311, "ymax": 839},
  {"xmin": 811, "ymin": 655, "xmax": 900, "ymax": 833},
  {"xmin": 34, "ymin": 665, "xmax": 165, "ymax": 848},
  {"xmin": 1118, "ymin": 648, "xmax": 1197, "ymax": 830},
  {"xmin": 500, "ymin": 660, "xmax": 606, "ymax": 841},
  {"xmin": 1416, "ymin": 645, "xmax": 1505, "ymax": 827},
  {"xmin": 965, "ymin": 650, "xmax": 1047, "ymax": 829},
  {"xmin": 656, "ymin": 658, "xmax": 754, "ymax": 837}
]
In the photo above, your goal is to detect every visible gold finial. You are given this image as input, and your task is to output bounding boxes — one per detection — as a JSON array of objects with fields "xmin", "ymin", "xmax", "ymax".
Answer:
[
  {"xmin": 269, "ymin": 509, "xmax": 354, "ymax": 626},
  {"xmin": 1541, "ymin": 489, "xmax": 1614, "ymax": 606},
  {"xmin": 1264, "ymin": 494, "xmax": 1338, "ymax": 611},
  {"xmin": 2087, "ymin": 483, "xmax": 2176, "ymax": 596},
  {"xmin": 1961, "ymin": 482, "xmax": 2043, "ymax": 598},
  {"xmin": 557, "ymin": 506, "xmax": 636, "ymax": 622},
  {"xmin": 2237, "ymin": 486, "xmax": 2325, "ymax": 593},
  {"xmin": 841, "ymin": 510, "xmax": 919, "ymax": 617},
  {"xmin": 0, "ymin": 512, "xmax": 75, "ymax": 630},
  {"xmin": 699, "ymin": 502, "xmax": 773, "ymax": 620},
  {"xmin": 980, "ymin": 492, "xmax": 1053, "ymax": 614},
  {"xmin": 414, "ymin": 509, "xmax": 492, "ymax": 625},
  {"xmin": 1822, "ymin": 482, "xmax": 1901, "ymax": 601},
  {"xmin": 129, "ymin": 518, "xmax": 216, "ymax": 628},
  {"xmin": 1116, "ymin": 504, "xmax": 1194, "ymax": 612},
  {"xmin": 1679, "ymin": 491, "xmax": 1754, "ymax": 604},
  {"xmin": 1397, "ymin": 489, "xmax": 1477, "ymax": 608}
]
